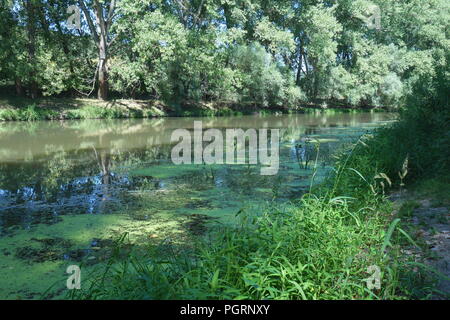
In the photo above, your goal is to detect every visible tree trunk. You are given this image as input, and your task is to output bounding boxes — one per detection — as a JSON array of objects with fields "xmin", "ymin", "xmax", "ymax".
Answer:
[
  {"xmin": 96, "ymin": 1, "xmax": 109, "ymax": 100},
  {"xmin": 296, "ymin": 44, "xmax": 303, "ymax": 86},
  {"xmin": 25, "ymin": 0, "xmax": 38, "ymax": 99},
  {"xmin": 15, "ymin": 78, "xmax": 24, "ymax": 96},
  {"xmin": 223, "ymin": 3, "xmax": 233, "ymax": 29},
  {"xmin": 98, "ymin": 52, "xmax": 108, "ymax": 100},
  {"xmin": 79, "ymin": 0, "xmax": 116, "ymax": 101},
  {"xmin": 98, "ymin": 59, "xmax": 108, "ymax": 100}
]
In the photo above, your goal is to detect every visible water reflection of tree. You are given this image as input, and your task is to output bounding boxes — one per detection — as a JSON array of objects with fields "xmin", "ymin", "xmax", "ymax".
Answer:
[
  {"xmin": 91, "ymin": 147, "xmax": 111, "ymax": 185},
  {"xmin": 0, "ymin": 141, "xmax": 175, "ymax": 220},
  {"xmin": 0, "ymin": 114, "xmax": 393, "ymax": 228}
]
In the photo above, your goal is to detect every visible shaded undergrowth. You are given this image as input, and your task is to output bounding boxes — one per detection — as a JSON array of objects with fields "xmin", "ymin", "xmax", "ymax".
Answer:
[{"xmin": 0, "ymin": 96, "xmax": 386, "ymax": 121}]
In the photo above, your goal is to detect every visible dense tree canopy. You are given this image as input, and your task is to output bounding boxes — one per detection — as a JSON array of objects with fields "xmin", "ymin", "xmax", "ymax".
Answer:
[{"xmin": 0, "ymin": 0, "xmax": 448, "ymax": 108}]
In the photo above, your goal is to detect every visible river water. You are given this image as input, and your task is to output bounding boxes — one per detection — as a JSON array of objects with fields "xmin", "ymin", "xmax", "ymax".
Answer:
[{"xmin": 0, "ymin": 112, "xmax": 396, "ymax": 299}]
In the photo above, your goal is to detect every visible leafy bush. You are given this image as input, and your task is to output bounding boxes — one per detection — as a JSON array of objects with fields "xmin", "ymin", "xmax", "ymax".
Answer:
[{"xmin": 362, "ymin": 61, "xmax": 450, "ymax": 181}]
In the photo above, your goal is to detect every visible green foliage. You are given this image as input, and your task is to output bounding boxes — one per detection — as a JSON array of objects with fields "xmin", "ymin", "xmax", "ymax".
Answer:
[
  {"xmin": 67, "ymin": 105, "xmax": 127, "ymax": 120},
  {"xmin": 230, "ymin": 43, "xmax": 305, "ymax": 108},
  {"xmin": 398, "ymin": 201, "xmax": 421, "ymax": 219},
  {"xmin": 1, "ymin": 0, "xmax": 448, "ymax": 110},
  {"xmin": 412, "ymin": 177, "xmax": 450, "ymax": 207},
  {"xmin": 68, "ymin": 139, "xmax": 437, "ymax": 300},
  {"xmin": 360, "ymin": 60, "xmax": 450, "ymax": 181},
  {"xmin": 0, "ymin": 104, "xmax": 58, "ymax": 121}
]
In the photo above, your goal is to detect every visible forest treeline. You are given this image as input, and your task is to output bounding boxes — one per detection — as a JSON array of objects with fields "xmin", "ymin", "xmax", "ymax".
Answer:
[{"xmin": 0, "ymin": 0, "xmax": 449, "ymax": 109}]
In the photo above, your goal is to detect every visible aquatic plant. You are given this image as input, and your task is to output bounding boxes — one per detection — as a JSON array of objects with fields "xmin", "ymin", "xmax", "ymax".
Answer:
[{"xmin": 67, "ymin": 138, "xmax": 437, "ymax": 300}]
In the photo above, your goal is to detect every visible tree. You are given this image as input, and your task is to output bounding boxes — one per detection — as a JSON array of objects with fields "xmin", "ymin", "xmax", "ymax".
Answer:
[
  {"xmin": 0, "ymin": 0, "xmax": 448, "ymax": 108},
  {"xmin": 78, "ymin": 0, "xmax": 117, "ymax": 100}
]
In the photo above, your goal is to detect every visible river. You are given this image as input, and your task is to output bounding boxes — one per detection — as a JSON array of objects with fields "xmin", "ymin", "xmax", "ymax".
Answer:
[{"xmin": 0, "ymin": 112, "xmax": 396, "ymax": 299}]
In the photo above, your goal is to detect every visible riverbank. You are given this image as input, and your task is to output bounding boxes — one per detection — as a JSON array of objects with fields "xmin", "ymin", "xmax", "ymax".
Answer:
[
  {"xmin": 1, "ymin": 113, "xmax": 395, "ymax": 299},
  {"xmin": 0, "ymin": 96, "xmax": 387, "ymax": 121},
  {"xmin": 389, "ymin": 177, "xmax": 450, "ymax": 298},
  {"xmin": 65, "ymin": 103, "xmax": 448, "ymax": 299},
  {"xmin": 0, "ymin": 107, "xmax": 445, "ymax": 299},
  {"xmin": 65, "ymin": 131, "xmax": 448, "ymax": 300}
]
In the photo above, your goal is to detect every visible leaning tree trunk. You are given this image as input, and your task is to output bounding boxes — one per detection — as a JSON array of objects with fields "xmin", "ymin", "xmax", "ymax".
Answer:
[{"xmin": 296, "ymin": 45, "xmax": 303, "ymax": 86}]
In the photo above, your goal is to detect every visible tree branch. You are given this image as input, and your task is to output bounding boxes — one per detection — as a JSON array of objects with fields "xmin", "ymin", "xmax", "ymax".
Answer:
[
  {"xmin": 107, "ymin": 0, "xmax": 116, "ymax": 24},
  {"xmin": 78, "ymin": 0, "xmax": 100, "ymax": 45}
]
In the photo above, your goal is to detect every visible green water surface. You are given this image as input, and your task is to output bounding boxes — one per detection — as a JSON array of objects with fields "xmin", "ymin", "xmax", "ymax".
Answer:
[{"xmin": 0, "ymin": 112, "xmax": 396, "ymax": 299}]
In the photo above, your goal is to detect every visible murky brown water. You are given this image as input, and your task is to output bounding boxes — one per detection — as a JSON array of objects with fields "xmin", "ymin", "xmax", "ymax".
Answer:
[
  {"xmin": 0, "ymin": 112, "xmax": 396, "ymax": 227},
  {"xmin": 0, "ymin": 113, "xmax": 394, "ymax": 160},
  {"xmin": 0, "ymin": 112, "xmax": 396, "ymax": 299}
]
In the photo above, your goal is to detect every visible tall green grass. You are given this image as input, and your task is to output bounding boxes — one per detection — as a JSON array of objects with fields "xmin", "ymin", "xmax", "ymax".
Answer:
[
  {"xmin": 0, "ymin": 104, "xmax": 58, "ymax": 121},
  {"xmin": 66, "ymin": 105, "xmax": 129, "ymax": 119},
  {"xmin": 67, "ymin": 137, "xmax": 437, "ymax": 300}
]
